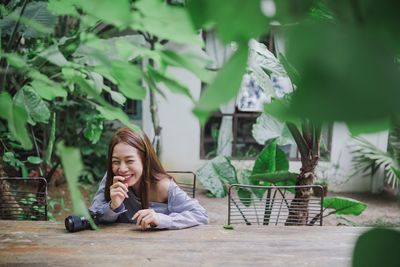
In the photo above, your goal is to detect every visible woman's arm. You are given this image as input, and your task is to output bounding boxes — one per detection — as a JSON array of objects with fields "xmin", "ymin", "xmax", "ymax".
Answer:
[
  {"xmin": 89, "ymin": 174, "xmax": 126, "ymax": 223},
  {"xmin": 155, "ymin": 182, "xmax": 209, "ymax": 230}
]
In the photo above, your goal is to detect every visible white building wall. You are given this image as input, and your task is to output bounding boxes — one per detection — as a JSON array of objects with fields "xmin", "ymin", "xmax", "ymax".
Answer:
[
  {"xmin": 142, "ymin": 67, "xmax": 204, "ymax": 171},
  {"xmin": 143, "ymin": 66, "xmax": 389, "ymax": 193}
]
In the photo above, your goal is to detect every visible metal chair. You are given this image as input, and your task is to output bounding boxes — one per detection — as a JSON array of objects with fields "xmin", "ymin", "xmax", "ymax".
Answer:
[
  {"xmin": 167, "ymin": 171, "xmax": 197, "ymax": 198},
  {"xmin": 228, "ymin": 184, "xmax": 324, "ymax": 226},
  {"xmin": 0, "ymin": 177, "xmax": 48, "ymax": 221}
]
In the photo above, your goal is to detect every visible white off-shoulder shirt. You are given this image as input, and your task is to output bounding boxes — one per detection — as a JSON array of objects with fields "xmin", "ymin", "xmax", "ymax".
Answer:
[{"xmin": 89, "ymin": 175, "xmax": 208, "ymax": 229}]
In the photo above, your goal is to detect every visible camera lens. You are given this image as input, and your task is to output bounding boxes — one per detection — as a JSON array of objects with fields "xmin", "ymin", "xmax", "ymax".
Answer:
[{"xmin": 65, "ymin": 215, "xmax": 89, "ymax": 233}]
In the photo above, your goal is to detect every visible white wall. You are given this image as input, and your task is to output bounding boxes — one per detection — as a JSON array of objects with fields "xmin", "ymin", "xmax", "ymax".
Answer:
[
  {"xmin": 143, "ymin": 66, "xmax": 389, "ymax": 193},
  {"xmin": 142, "ymin": 66, "xmax": 204, "ymax": 172},
  {"xmin": 319, "ymin": 123, "xmax": 388, "ymax": 193}
]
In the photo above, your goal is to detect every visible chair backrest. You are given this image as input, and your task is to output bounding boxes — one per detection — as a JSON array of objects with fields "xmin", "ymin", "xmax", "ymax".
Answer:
[
  {"xmin": 228, "ymin": 184, "xmax": 324, "ymax": 226},
  {"xmin": 0, "ymin": 177, "xmax": 48, "ymax": 221},
  {"xmin": 166, "ymin": 171, "xmax": 196, "ymax": 198}
]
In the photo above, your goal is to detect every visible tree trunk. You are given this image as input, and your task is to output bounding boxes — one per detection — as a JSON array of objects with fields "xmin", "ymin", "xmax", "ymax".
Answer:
[{"xmin": 285, "ymin": 156, "xmax": 319, "ymax": 225}]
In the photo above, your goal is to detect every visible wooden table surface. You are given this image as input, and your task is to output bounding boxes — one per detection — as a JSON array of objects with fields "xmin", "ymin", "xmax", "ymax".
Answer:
[{"xmin": 0, "ymin": 220, "xmax": 368, "ymax": 267}]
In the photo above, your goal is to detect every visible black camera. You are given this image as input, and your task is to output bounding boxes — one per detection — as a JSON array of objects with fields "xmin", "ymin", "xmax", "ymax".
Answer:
[{"xmin": 65, "ymin": 211, "xmax": 99, "ymax": 233}]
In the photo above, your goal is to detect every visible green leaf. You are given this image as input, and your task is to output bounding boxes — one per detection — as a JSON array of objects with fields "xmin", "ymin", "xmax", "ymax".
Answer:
[
  {"xmin": 147, "ymin": 65, "xmax": 193, "ymax": 100},
  {"xmin": 73, "ymin": 35, "xmax": 148, "ymax": 66},
  {"xmin": 323, "ymin": 197, "xmax": 367, "ymax": 215},
  {"xmin": 275, "ymin": 147, "xmax": 289, "ymax": 171},
  {"xmin": 250, "ymin": 141, "xmax": 291, "ymax": 197},
  {"xmin": 0, "ymin": 2, "xmax": 57, "ymax": 38},
  {"xmin": 102, "ymin": 85, "xmax": 126, "ymax": 106},
  {"xmin": 236, "ymin": 187, "xmax": 252, "ymax": 207},
  {"xmin": 286, "ymin": 22, "xmax": 400, "ymax": 127},
  {"xmin": 187, "ymin": 0, "xmax": 270, "ymax": 44},
  {"xmin": 56, "ymin": 141, "xmax": 92, "ymax": 224},
  {"xmin": 251, "ymin": 140, "xmax": 278, "ymax": 176},
  {"xmin": 45, "ymin": 113, "xmax": 56, "ymax": 165},
  {"xmin": 0, "ymin": 92, "xmax": 12, "ymax": 120},
  {"xmin": 223, "ymin": 224, "xmax": 234, "ymax": 230},
  {"xmin": 30, "ymin": 80, "xmax": 67, "ymax": 100},
  {"xmin": 160, "ymin": 49, "xmax": 213, "ymax": 83},
  {"xmin": 212, "ymin": 156, "xmax": 237, "ymax": 185},
  {"xmin": 77, "ymin": 0, "xmax": 131, "ymax": 27},
  {"xmin": 96, "ymin": 105, "xmax": 140, "ymax": 133},
  {"xmin": 111, "ymin": 61, "xmax": 146, "ymax": 100},
  {"xmin": 47, "ymin": 0, "xmax": 79, "ymax": 16},
  {"xmin": 248, "ymin": 171, "xmax": 298, "ymax": 186},
  {"xmin": 193, "ymin": 44, "xmax": 248, "ymax": 125},
  {"xmin": 84, "ymin": 116, "xmax": 104, "ymax": 144},
  {"xmin": 132, "ymin": 0, "xmax": 202, "ymax": 45},
  {"xmin": 38, "ymin": 45, "xmax": 69, "ymax": 66},
  {"xmin": 263, "ymin": 99, "xmax": 299, "ymax": 124},
  {"xmin": 353, "ymin": 228, "xmax": 400, "ymax": 267},
  {"xmin": 0, "ymin": 92, "xmax": 32, "ymax": 149},
  {"xmin": 63, "ymin": 72, "xmax": 140, "ymax": 133},
  {"xmin": 275, "ymin": 0, "xmax": 316, "ymax": 24},
  {"xmin": 196, "ymin": 156, "xmax": 237, "ymax": 198},
  {"xmin": 27, "ymin": 156, "xmax": 42, "ymax": 165},
  {"xmin": 3, "ymin": 152, "xmax": 14, "ymax": 163},
  {"xmin": 4, "ymin": 53, "xmax": 28, "ymax": 68},
  {"xmin": 14, "ymin": 86, "xmax": 50, "ymax": 124},
  {"xmin": 252, "ymin": 113, "xmax": 295, "ymax": 146},
  {"xmin": 347, "ymin": 120, "xmax": 391, "ymax": 136}
]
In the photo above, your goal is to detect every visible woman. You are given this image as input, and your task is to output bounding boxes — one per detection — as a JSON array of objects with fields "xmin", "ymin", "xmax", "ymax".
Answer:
[{"xmin": 89, "ymin": 127, "xmax": 208, "ymax": 230}]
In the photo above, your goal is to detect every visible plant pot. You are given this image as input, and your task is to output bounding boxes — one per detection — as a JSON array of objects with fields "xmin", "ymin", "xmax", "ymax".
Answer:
[{"xmin": 313, "ymin": 185, "xmax": 328, "ymax": 197}]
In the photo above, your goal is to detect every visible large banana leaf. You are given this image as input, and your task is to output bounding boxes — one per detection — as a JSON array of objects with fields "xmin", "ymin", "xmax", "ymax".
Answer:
[
  {"xmin": 196, "ymin": 156, "xmax": 237, "ymax": 198},
  {"xmin": 14, "ymin": 86, "xmax": 50, "ymax": 125},
  {"xmin": 0, "ymin": 2, "xmax": 57, "ymax": 38},
  {"xmin": 250, "ymin": 140, "xmax": 291, "ymax": 198},
  {"xmin": 248, "ymin": 171, "xmax": 298, "ymax": 186},
  {"xmin": 252, "ymin": 113, "xmax": 295, "ymax": 146},
  {"xmin": 323, "ymin": 197, "xmax": 367, "ymax": 216}
]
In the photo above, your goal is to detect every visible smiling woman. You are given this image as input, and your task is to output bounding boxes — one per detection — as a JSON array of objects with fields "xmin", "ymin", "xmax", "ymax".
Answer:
[{"xmin": 89, "ymin": 128, "xmax": 208, "ymax": 230}]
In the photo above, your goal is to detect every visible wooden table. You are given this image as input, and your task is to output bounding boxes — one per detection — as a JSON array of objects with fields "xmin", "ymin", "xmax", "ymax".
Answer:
[{"xmin": 0, "ymin": 220, "xmax": 368, "ymax": 267}]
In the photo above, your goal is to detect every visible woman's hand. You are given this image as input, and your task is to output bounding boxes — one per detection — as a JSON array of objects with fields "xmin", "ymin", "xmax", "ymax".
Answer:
[
  {"xmin": 110, "ymin": 176, "xmax": 129, "ymax": 210},
  {"xmin": 132, "ymin": 209, "xmax": 160, "ymax": 230}
]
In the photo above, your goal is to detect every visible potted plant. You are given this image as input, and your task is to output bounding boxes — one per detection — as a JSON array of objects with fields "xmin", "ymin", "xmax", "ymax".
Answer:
[{"xmin": 313, "ymin": 178, "xmax": 328, "ymax": 197}]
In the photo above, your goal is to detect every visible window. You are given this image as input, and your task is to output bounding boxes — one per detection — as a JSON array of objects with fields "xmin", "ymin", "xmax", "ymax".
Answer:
[
  {"xmin": 123, "ymin": 99, "xmax": 142, "ymax": 123},
  {"xmin": 200, "ymin": 110, "xmax": 264, "ymax": 159},
  {"xmin": 200, "ymin": 114, "xmax": 332, "ymax": 160}
]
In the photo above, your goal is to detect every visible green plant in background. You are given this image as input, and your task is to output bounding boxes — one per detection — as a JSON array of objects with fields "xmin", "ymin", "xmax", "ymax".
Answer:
[
  {"xmin": 0, "ymin": 0, "xmax": 211, "ymax": 221},
  {"xmin": 350, "ymin": 119, "xmax": 400, "ymax": 194},
  {"xmin": 197, "ymin": 139, "xmax": 367, "ymax": 226},
  {"xmin": 0, "ymin": 0, "xmax": 399, "ymax": 264},
  {"xmin": 197, "ymin": 139, "xmax": 297, "ymax": 198},
  {"xmin": 309, "ymin": 196, "xmax": 367, "ymax": 226}
]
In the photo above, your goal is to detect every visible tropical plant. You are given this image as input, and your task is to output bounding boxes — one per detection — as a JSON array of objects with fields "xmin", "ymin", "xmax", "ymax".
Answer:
[
  {"xmin": 197, "ymin": 139, "xmax": 367, "ymax": 226},
  {"xmin": 0, "ymin": 0, "xmax": 211, "ymax": 222},
  {"xmin": 197, "ymin": 139, "xmax": 297, "ymax": 198},
  {"xmin": 350, "ymin": 121, "xmax": 400, "ymax": 194}
]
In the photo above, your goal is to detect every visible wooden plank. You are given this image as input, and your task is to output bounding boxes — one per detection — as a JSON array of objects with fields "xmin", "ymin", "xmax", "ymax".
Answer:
[{"xmin": 0, "ymin": 220, "xmax": 368, "ymax": 267}]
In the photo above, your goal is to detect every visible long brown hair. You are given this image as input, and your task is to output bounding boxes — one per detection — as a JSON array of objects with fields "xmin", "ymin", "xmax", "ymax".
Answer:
[{"xmin": 104, "ymin": 127, "xmax": 168, "ymax": 209}]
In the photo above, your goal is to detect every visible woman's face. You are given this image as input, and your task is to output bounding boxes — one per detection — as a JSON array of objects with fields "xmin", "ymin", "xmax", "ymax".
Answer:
[{"xmin": 111, "ymin": 142, "xmax": 144, "ymax": 188}]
